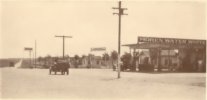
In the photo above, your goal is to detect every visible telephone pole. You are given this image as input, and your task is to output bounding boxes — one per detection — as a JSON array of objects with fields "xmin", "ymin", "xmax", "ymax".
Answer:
[
  {"xmin": 34, "ymin": 40, "xmax": 37, "ymax": 68},
  {"xmin": 55, "ymin": 35, "xmax": 72, "ymax": 59},
  {"xmin": 112, "ymin": 1, "xmax": 127, "ymax": 78}
]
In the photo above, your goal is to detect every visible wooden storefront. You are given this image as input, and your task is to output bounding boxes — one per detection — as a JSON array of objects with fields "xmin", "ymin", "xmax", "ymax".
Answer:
[{"xmin": 123, "ymin": 36, "xmax": 206, "ymax": 72}]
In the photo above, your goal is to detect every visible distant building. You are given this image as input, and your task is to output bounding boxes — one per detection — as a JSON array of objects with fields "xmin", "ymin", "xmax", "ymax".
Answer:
[{"xmin": 70, "ymin": 55, "xmax": 107, "ymax": 68}]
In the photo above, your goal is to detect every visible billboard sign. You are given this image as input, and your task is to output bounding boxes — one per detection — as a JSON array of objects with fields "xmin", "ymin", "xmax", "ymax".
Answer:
[
  {"xmin": 138, "ymin": 36, "xmax": 206, "ymax": 45},
  {"xmin": 24, "ymin": 47, "xmax": 33, "ymax": 51},
  {"xmin": 91, "ymin": 47, "xmax": 106, "ymax": 51}
]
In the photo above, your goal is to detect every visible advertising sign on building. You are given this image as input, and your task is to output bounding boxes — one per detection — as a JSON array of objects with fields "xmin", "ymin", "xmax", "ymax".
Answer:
[{"xmin": 138, "ymin": 36, "xmax": 206, "ymax": 45}]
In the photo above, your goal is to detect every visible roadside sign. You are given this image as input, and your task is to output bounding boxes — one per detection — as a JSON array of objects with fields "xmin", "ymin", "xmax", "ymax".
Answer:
[
  {"xmin": 91, "ymin": 47, "xmax": 106, "ymax": 51},
  {"xmin": 24, "ymin": 47, "xmax": 33, "ymax": 51}
]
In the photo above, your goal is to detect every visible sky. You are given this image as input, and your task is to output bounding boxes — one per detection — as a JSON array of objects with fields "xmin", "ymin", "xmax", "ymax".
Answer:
[{"xmin": 0, "ymin": 0, "xmax": 206, "ymax": 58}]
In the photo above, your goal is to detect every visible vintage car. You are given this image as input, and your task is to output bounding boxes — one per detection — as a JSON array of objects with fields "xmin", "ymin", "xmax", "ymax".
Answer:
[{"xmin": 49, "ymin": 60, "xmax": 70, "ymax": 75}]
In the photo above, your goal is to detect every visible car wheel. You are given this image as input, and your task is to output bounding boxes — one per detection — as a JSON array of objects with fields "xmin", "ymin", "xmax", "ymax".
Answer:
[{"xmin": 66, "ymin": 70, "xmax": 69, "ymax": 75}]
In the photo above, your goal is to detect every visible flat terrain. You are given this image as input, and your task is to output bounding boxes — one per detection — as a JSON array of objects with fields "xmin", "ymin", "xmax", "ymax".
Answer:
[{"xmin": 0, "ymin": 67, "xmax": 206, "ymax": 100}]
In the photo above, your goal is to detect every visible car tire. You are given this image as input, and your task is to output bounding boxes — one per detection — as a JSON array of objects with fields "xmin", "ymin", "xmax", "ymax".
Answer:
[{"xmin": 66, "ymin": 70, "xmax": 69, "ymax": 75}]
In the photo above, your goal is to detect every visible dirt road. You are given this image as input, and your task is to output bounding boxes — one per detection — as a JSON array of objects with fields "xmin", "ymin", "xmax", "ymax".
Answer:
[{"xmin": 0, "ymin": 67, "xmax": 205, "ymax": 100}]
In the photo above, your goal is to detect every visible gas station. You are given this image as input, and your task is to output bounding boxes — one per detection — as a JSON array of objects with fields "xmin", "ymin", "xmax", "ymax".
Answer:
[{"xmin": 123, "ymin": 36, "xmax": 206, "ymax": 72}]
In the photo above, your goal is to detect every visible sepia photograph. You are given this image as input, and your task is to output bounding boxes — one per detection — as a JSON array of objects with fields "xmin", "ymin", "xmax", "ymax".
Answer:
[{"xmin": 0, "ymin": 0, "xmax": 206, "ymax": 100}]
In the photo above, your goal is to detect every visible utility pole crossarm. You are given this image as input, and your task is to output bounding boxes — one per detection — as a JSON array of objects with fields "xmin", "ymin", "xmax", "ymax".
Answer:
[
  {"xmin": 55, "ymin": 35, "xmax": 63, "ymax": 37},
  {"xmin": 122, "ymin": 8, "xmax": 128, "ymax": 10},
  {"xmin": 112, "ymin": 1, "xmax": 128, "ymax": 16},
  {"xmin": 64, "ymin": 36, "xmax": 72, "ymax": 38},
  {"xmin": 113, "ymin": 13, "xmax": 119, "ymax": 15},
  {"xmin": 112, "ymin": 7, "xmax": 119, "ymax": 9},
  {"xmin": 55, "ymin": 35, "xmax": 72, "ymax": 38}
]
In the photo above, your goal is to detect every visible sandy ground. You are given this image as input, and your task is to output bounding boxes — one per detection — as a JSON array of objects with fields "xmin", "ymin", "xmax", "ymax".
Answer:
[{"xmin": 0, "ymin": 67, "xmax": 206, "ymax": 100}]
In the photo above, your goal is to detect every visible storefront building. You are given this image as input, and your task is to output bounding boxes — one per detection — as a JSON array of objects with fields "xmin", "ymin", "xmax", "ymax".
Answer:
[{"xmin": 123, "ymin": 36, "xmax": 206, "ymax": 72}]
